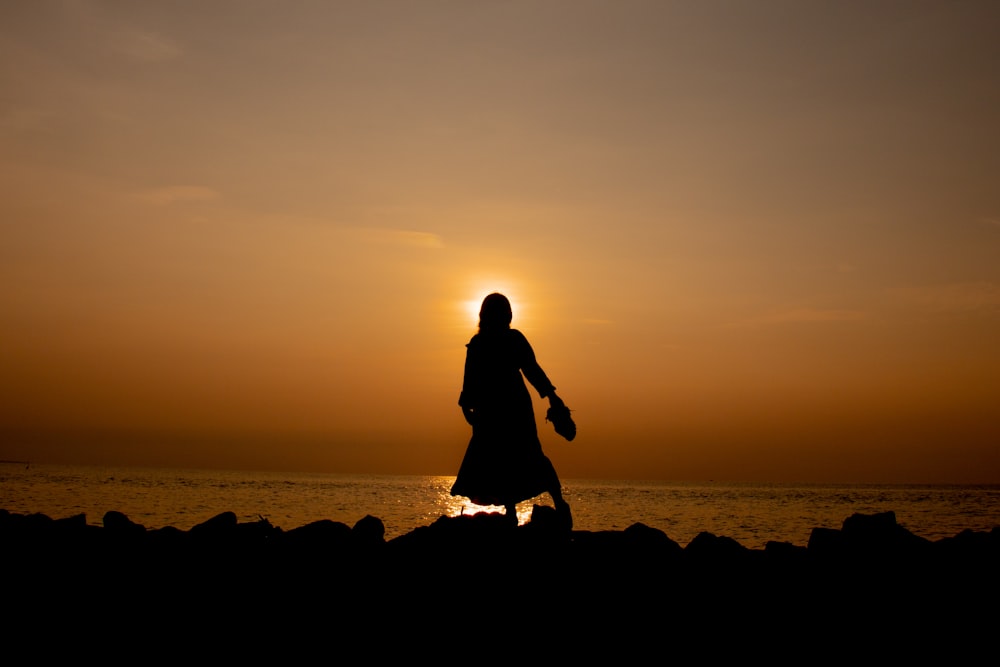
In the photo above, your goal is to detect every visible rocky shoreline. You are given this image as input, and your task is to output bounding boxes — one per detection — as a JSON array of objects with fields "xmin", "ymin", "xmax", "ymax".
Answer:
[
  {"xmin": 4, "ymin": 504, "xmax": 997, "ymax": 652},
  {"xmin": 5, "ymin": 504, "xmax": 997, "ymax": 582},
  {"xmin": 5, "ymin": 503, "xmax": 997, "ymax": 560}
]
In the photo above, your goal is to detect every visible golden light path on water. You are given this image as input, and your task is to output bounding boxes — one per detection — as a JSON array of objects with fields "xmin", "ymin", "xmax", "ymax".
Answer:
[{"xmin": 436, "ymin": 484, "xmax": 543, "ymax": 527}]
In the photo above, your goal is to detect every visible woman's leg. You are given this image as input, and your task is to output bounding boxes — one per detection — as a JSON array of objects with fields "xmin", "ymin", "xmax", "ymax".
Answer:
[
  {"xmin": 504, "ymin": 502, "xmax": 519, "ymax": 526},
  {"xmin": 549, "ymin": 483, "xmax": 572, "ymax": 529},
  {"xmin": 536, "ymin": 454, "xmax": 572, "ymax": 528}
]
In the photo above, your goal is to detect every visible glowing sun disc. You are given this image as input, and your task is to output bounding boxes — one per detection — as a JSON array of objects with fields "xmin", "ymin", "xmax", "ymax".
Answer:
[{"xmin": 464, "ymin": 289, "xmax": 521, "ymax": 327}]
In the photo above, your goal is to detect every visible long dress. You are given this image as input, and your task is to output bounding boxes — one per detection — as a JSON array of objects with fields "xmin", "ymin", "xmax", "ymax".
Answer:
[{"xmin": 450, "ymin": 327, "xmax": 562, "ymax": 507}]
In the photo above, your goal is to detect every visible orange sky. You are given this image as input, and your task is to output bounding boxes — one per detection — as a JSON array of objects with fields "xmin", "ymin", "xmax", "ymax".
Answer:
[{"xmin": 2, "ymin": 1, "xmax": 998, "ymax": 483}]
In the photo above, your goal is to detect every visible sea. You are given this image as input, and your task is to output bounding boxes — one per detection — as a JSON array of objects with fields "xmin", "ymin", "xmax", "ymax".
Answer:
[{"xmin": 2, "ymin": 462, "xmax": 998, "ymax": 550}]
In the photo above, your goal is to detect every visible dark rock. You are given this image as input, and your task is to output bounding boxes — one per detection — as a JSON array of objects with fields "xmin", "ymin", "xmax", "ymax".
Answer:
[
  {"xmin": 54, "ymin": 513, "xmax": 88, "ymax": 530},
  {"xmin": 526, "ymin": 503, "xmax": 573, "ymax": 533},
  {"xmin": 1, "ymin": 506, "xmax": 995, "ymax": 656},
  {"xmin": 686, "ymin": 531, "xmax": 751, "ymax": 560},
  {"xmin": 807, "ymin": 525, "xmax": 847, "ymax": 557},
  {"xmin": 190, "ymin": 511, "xmax": 238, "ymax": 536},
  {"xmin": 841, "ymin": 510, "xmax": 932, "ymax": 552},
  {"xmin": 764, "ymin": 540, "xmax": 808, "ymax": 564},
  {"xmin": 623, "ymin": 521, "xmax": 681, "ymax": 551},
  {"xmin": 808, "ymin": 511, "xmax": 934, "ymax": 572},
  {"xmin": 233, "ymin": 515, "xmax": 279, "ymax": 542},
  {"xmin": 351, "ymin": 514, "xmax": 385, "ymax": 545},
  {"xmin": 103, "ymin": 510, "xmax": 146, "ymax": 536},
  {"xmin": 147, "ymin": 524, "xmax": 187, "ymax": 546},
  {"xmin": 1, "ymin": 507, "xmax": 997, "ymax": 609},
  {"xmin": 285, "ymin": 518, "xmax": 352, "ymax": 545},
  {"xmin": 388, "ymin": 511, "xmax": 514, "ymax": 553}
]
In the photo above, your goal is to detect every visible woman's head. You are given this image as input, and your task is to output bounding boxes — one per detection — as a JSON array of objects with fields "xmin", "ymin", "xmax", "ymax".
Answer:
[{"xmin": 479, "ymin": 292, "xmax": 512, "ymax": 331}]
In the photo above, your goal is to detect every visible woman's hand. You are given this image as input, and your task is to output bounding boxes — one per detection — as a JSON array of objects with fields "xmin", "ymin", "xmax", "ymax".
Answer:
[{"xmin": 545, "ymin": 392, "xmax": 576, "ymax": 441}]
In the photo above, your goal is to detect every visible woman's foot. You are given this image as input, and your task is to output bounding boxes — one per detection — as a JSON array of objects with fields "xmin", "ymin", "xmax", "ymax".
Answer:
[
  {"xmin": 554, "ymin": 499, "xmax": 573, "ymax": 531},
  {"xmin": 504, "ymin": 505, "xmax": 519, "ymax": 528}
]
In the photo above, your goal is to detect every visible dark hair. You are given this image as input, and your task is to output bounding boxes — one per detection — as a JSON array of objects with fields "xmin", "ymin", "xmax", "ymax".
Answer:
[{"xmin": 479, "ymin": 292, "xmax": 512, "ymax": 331}]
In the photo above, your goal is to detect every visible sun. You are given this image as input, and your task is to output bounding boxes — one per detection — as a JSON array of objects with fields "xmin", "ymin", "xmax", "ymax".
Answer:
[
  {"xmin": 463, "ymin": 283, "xmax": 523, "ymax": 328},
  {"xmin": 464, "ymin": 297, "xmax": 484, "ymax": 324}
]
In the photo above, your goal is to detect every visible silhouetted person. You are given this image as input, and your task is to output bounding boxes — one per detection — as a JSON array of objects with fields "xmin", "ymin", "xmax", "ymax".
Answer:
[{"xmin": 450, "ymin": 292, "xmax": 573, "ymax": 529}]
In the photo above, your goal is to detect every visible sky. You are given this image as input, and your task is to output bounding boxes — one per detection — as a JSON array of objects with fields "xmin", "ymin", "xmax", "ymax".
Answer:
[{"xmin": 1, "ymin": 1, "xmax": 998, "ymax": 484}]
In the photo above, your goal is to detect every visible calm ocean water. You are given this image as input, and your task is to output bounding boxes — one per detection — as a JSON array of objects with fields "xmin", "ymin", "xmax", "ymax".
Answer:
[{"xmin": 2, "ymin": 462, "xmax": 998, "ymax": 549}]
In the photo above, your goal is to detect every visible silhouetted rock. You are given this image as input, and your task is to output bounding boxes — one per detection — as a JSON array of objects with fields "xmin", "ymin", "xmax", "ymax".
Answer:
[
  {"xmin": 4, "ymin": 506, "xmax": 994, "ymax": 657},
  {"xmin": 842, "ymin": 509, "xmax": 933, "ymax": 552},
  {"xmin": 387, "ymin": 510, "xmax": 518, "ymax": 555},
  {"xmin": 2, "ymin": 505, "xmax": 997, "ymax": 607},
  {"xmin": 623, "ymin": 520, "xmax": 681, "ymax": 549},
  {"xmin": 806, "ymin": 525, "xmax": 844, "ymax": 555},
  {"xmin": 285, "ymin": 518, "xmax": 352, "ymax": 546},
  {"xmin": 103, "ymin": 510, "xmax": 146, "ymax": 536},
  {"xmin": 189, "ymin": 510, "xmax": 238, "ymax": 537},
  {"xmin": 763, "ymin": 539, "xmax": 809, "ymax": 564},
  {"xmin": 807, "ymin": 510, "xmax": 938, "ymax": 573},
  {"xmin": 686, "ymin": 530, "xmax": 752, "ymax": 560},
  {"xmin": 935, "ymin": 526, "xmax": 1000, "ymax": 563},
  {"xmin": 351, "ymin": 514, "xmax": 385, "ymax": 545},
  {"xmin": 146, "ymin": 524, "xmax": 187, "ymax": 547}
]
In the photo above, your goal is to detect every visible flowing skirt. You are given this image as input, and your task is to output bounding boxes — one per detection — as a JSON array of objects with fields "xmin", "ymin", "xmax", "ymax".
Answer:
[{"xmin": 450, "ymin": 404, "xmax": 560, "ymax": 507}]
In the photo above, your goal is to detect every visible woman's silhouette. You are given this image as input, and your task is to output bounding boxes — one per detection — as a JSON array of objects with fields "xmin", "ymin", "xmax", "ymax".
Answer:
[{"xmin": 450, "ymin": 292, "xmax": 572, "ymax": 528}]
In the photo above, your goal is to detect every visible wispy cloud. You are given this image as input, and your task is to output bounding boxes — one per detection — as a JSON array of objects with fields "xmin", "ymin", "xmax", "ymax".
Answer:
[
  {"xmin": 112, "ymin": 29, "xmax": 182, "ymax": 62},
  {"xmin": 353, "ymin": 228, "xmax": 445, "ymax": 249},
  {"xmin": 979, "ymin": 217, "xmax": 1000, "ymax": 229},
  {"xmin": 65, "ymin": 0, "xmax": 183, "ymax": 62},
  {"xmin": 0, "ymin": 4, "xmax": 182, "ymax": 133},
  {"xmin": 130, "ymin": 186, "xmax": 221, "ymax": 206},
  {"xmin": 0, "ymin": 108, "xmax": 56, "ymax": 134},
  {"xmin": 733, "ymin": 308, "xmax": 865, "ymax": 328},
  {"xmin": 889, "ymin": 282, "xmax": 1000, "ymax": 314}
]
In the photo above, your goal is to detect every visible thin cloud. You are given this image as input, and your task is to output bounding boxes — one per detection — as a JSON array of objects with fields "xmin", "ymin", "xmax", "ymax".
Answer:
[
  {"xmin": 733, "ymin": 308, "xmax": 865, "ymax": 328},
  {"xmin": 113, "ymin": 29, "xmax": 182, "ymax": 62},
  {"xmin": 131, "ymin": 186, "xmax": 221, "ymax": 206},
  {"xmin": 353, "ymin": 228, "xmax": 445, "ymax": 249},
  {"xmin": 63, "ymin": 1, "xmax": 183, "ymax": 62},
  {"xmin": 979, "ymin": 217, "xmax": 1000, "ymax": 229},
  {"xmin": 889, "ymin": 282, "xmax": 1000, "ymax": 314},
  {"xmin": 0, "ymin": 108, "xmax": 56, "ymax": 134}
]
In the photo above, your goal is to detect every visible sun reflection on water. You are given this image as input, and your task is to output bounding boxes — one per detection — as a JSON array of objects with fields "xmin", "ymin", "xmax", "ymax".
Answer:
[{"xmin": 432, "ymin": 480, "xmax": 552, "ymax": 526}]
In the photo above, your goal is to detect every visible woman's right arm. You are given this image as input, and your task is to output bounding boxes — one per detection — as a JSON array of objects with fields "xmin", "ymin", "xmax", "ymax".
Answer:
[{"xmin": 459, "ymin": 340, "xmax": 477, "ymax": 424}]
